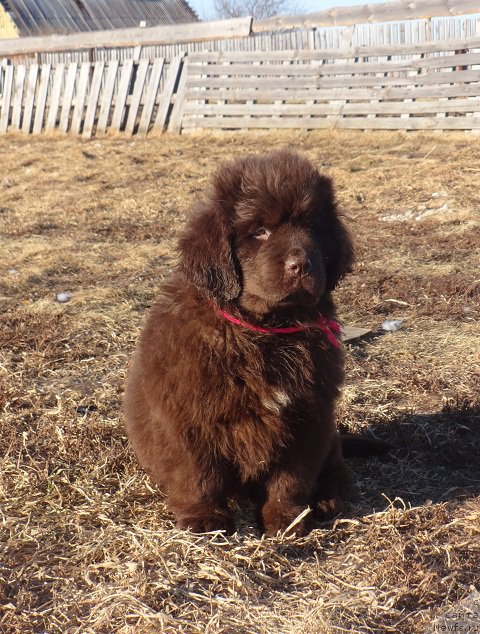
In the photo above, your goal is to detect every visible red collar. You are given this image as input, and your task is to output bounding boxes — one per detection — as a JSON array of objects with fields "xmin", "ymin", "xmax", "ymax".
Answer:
[{"xmin": 215, "ymin": 306, "xmax": 342, "ymax": 347}]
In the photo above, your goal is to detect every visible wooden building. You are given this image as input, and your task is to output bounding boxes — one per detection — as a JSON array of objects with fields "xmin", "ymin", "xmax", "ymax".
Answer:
[{"xmin": 0, "ymin": 0, "xmax": 198, "ymax": 40}]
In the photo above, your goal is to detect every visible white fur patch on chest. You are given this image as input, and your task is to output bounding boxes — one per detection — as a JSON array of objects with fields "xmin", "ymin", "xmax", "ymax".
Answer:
[{"xmin": 261, "ymin": 389, "xmax": 291, "ymax": 414}]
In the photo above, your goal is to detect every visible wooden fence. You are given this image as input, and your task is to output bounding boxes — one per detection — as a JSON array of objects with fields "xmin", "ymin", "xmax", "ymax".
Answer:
[
  {"xmin": 0, "ymin": 0, "xmax": 480, "ymax": 136},
  {"xmin": 181, "ymin": 35, "xmax": 480, "ymax": 132},
  {"xmin": 0, "ymin": 56, "xmax": 185, "ymax": 137},
  {"xmin": 3, "ymin": 13, "xmax": 479, "ymax": 68},
  {"xmin": 1, "ymin": 34, "xmax": 479, "ymax": 135},
  {"xmin": 0, "ymin": 0, "xmax": 479, "ymax": 69}
]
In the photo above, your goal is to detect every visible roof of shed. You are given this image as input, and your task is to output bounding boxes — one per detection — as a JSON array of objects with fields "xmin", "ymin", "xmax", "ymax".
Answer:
[{"xmin": 0, "ymin": 0, "xmax": 199, "ymax": 36}]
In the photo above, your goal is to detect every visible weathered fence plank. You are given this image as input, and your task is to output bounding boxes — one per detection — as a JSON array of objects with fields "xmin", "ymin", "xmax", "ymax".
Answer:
[
  {"xmin": 183, "ymin": 98, "xmax": 480, "ymax": 116},
  {"xmin": 21, "ymin": 64, "xmax": 39, "ymax": 133},
  {"xmin": 0, "ymin": 63, "xmax": 13, "ymax": 133},
  {"xmin": 182, "ymin": 115, "xmax": 480, "ymax": 130},
  {"xmin": 46, "ymin": 63, "xmax": 65, "ymax": 131},
  {"xmin": 71, "ymin": 62, "xmax": 91, "ymax": 135},
  {"xmin": 189, "ymin": 35, "xmax": 480, "ymax": 61},
  {"xmin": 33, "ymin": 63, "xmax": 51, "ymax": 133},
  {"xmin": 96, "ymin": 59, "xmax": 119, "ymax": 135},
  {"xmin": 82, "ymin": 61, "xmax": 105, "ymax": 139},
  {"xmin": 185, "ymin": 83, "xmax": 480, "ymax": 102},
  {"xmin": 167, "ymin": 58, "xmax": 188, "ymax": 134},
  {"xmin": 187, "ymin": 51, "xmax": 480, "ymax": 76},
  {"xmin": 11, "ymin": 64, "xmax": 26, "ymax": 130},
  {"xmin": 138, "ymin": 57, "xmax": 165, "ymax": 136},
  {"xmin": 0, "ymin": 17, "xmax": 253, "ymax": 58},
  {"xmin": 155, "ymin": 55, "xmax": 184, "ymax": 131},
  {"xmin": 186, "ymin": 70, "xmax": 480, "ymax": 90},
  {"xmin": 111, "ymin": 59, "xmax": 134, "ymax": 132},
  {"xmin": 59, "ymin": 62, "xmax": 78, "ymax": 132},
  {"xmin": 125, "ymin": 58, "xmax": 149, "ymax": 135}
]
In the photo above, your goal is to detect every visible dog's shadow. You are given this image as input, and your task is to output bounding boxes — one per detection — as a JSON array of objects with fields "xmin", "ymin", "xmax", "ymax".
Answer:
[
  {"xmin": 342, "ymin": 402, "xmax": 480, "ymax": 515},
  {"xmin": 226, "ymin": 404, "xmax": 480, "ymax": 593},
  {"xmin": 230, "ymin": 402, "xmax": 480, "ymax": 538}
]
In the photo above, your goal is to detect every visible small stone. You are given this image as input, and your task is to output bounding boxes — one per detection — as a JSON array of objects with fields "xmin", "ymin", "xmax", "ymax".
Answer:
[
  {"xmin": 56, "ymin": 292, "xmax": 72, "ymax": 303},
  {"xmin": 381, "ymin": 319, "xmax": 404, "ymax": 332},
  {"xmin": 76, "ymin": 404, "xmax": 98, "ymax": 415}
]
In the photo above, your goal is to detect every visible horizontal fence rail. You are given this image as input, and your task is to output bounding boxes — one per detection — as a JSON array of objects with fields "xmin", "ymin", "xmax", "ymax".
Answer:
[
  {"xmin": 254, "ymin": 0, "xmax": 480, "ymax": 31},
  {"xmin": 0, "ymin": 17, "xmax": 253, "ymax": 58}
]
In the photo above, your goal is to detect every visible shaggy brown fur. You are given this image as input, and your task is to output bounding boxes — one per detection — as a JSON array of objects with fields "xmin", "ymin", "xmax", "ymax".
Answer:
[{"xmin": 124, "ymin": 149, "xmax": 355, "ymax": 535}]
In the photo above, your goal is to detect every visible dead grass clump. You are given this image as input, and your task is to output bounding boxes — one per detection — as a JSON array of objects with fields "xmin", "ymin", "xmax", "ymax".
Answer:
[{"xmin": 1, "ymin": 130, "xmax": 479, "ymax": 634}]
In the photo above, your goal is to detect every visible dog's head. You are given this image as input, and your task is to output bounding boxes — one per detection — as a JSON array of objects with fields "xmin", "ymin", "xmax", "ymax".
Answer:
[{"xmin": 179, "ymin": 149, "xmax": 354, "ymax": 316}]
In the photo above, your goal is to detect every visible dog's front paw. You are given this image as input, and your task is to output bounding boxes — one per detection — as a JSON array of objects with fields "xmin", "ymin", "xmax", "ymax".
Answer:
[
  {"xmin": 316, "ymin": 497, "xmax": 344, "ymax": 521},
  {"xmin": 176, "ymin": 509, "xmax": 234, "ymax": 534},
  {"xmin": 261, "ymin": 502, "xmax": 311, "ymax": 537}
]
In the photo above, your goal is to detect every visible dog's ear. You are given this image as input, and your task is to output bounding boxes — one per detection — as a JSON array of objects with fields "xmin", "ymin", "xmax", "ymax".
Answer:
[
  {"xmin": 314, "ymin": 176, "xmax": 355, "ymax": 291},
  {"xmin": 324, "ymin": 217, "xmax": 354, "ymax": 291},
  {"xmin": 178, "ymin": 165, "xmax": 243, "ymax": 304}
]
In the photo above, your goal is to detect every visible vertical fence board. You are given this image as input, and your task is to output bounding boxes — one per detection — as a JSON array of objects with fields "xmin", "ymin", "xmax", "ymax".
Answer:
[
  {"xmin": 0, "ymin": 64, "xmax": 14, "ymax": 133},
  {"xmin": 60, "ymin": 62, "xmax": 78, "ymax": 132},
  {"xmin": 167, "ymin": 58, "xmax": 187, "ymax": 133},
  {"xmin": 46, "ymin": 63, "xmax": 65, "ymax": 131},
  {"xmin": 11, "ymin": 64, "xmax": 26, "ymax": 130},
  {"xmin": 111, "ymin": 59, "xmax": 134, "ymax": 132},
  {"xmin": 82, "ymin": 61, "xmax": 105, "ymax": 139},
  {"xmin": 96, "ymin": 59, "xmax": 119, "ymax": 134},
  {"xmin": 71, "ymin": 62, "xmax": 91, "ymax": 135},
  {"xmin": 125, "ymin": 58, "xmax": 149, "ymax": 135},
  {"xmin": 33, "ymin": 63, "xmax": 51, "ymax": 133},
  {"xmin": 138, "ymin": 57, "xmax": 165, "ymax": 135},
  {"xmin": 21, "ymin": 64, "xmax": 39, "ymax": 133},
  {"xmin": 155, "ymin": 54, "xmax": 184, "ymax": 131}
]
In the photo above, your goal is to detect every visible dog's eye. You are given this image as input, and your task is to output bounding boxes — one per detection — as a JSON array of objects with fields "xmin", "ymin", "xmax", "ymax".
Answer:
[{"xmin": 252, "ymin": 227, "xmax": 271, "ymax": 241}]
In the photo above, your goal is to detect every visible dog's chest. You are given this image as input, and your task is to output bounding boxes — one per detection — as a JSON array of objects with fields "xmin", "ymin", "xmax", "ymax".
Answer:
[
  {"xmin": 260, "ymin": 387, "xmax": 292, "ymax": 415},
  {"xmin": 223, "ymin": 335, "xmax": 330, "ymax": 478},
  {"xmin": 248, "ymin": 335, "xmax": 319, "ymax": 397}
]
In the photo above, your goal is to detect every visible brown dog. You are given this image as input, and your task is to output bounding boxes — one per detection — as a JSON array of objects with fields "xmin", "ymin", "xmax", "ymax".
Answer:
[{"xmin": 124, "ymin": 149, "xmax": 355, "ymax": 535}]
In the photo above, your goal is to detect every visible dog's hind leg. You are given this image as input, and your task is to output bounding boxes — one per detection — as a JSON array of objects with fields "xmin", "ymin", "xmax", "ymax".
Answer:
[{"xmin": 314, "ymin": 434, "xmax": 351, "ymax": 521}]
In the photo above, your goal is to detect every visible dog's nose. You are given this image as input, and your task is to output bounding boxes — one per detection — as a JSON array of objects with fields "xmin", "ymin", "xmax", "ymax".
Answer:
[{"xmin": 285, "ymin": 250, "xmax": 312, "ymax": 276}]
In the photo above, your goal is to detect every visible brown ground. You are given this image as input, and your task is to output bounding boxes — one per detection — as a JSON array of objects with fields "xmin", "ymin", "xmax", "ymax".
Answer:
[{"xmin": 1, "ymin": 130, "xmax": 479, "ymax": 634}]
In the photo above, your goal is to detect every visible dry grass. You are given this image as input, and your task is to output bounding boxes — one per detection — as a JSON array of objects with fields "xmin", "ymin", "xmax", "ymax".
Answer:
[{"xmin": 1, "ymin": 130, "xmax": 479, "ymax": 634}]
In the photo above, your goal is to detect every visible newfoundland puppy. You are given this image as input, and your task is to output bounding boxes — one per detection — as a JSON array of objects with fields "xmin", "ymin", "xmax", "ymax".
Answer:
[{"xmin": 124, "ymin": 149, "xmax": 356, "ymax": 536}]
